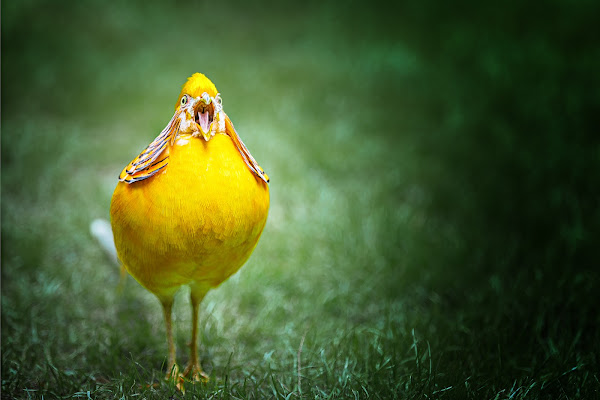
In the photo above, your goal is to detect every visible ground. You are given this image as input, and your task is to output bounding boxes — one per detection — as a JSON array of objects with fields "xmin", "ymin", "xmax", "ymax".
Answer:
[{"xmin": 2, "ymin": 1, "xmax": 599, "ymax": 399}]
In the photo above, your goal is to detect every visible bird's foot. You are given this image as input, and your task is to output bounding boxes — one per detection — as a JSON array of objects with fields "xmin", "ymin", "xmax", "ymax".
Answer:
[
  {"xmin": 183, "ymin": 362, "xmax": 209, "ymax": 382},
  {"xmin": 165, "ymin": 364, "xmax": 187, "ymax": 392},
  {"xmin": 165, "ymin": 362, "xmax": 180, "ymax": 382}
]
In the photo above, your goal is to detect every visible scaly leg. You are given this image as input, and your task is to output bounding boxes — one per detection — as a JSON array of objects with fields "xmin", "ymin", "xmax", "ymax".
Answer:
[
  {"xmin": 161, "ymin": 299, "xmax": 179, "ymax": 381},
  {"xmin": 183, "ymin": 288, "xmax": 209, "ymax": 382}
]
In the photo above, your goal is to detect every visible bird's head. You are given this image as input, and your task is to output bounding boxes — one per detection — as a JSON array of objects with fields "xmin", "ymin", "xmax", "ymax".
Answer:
[
  {"xmin": 175, "ymin": 73, "xmax": 224, "ymax": 141},
  {"xmin": 118, "ymin": 72, "xmax": 269, "ymax": 184}
]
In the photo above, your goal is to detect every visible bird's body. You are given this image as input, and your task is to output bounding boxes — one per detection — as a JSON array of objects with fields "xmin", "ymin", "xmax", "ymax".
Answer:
[
  {"xmin": 111, "ymin": 132, "xmax": 269, "ymax": 299},
  {"xmin": 110, "ymin": 73, "xmax": 269, "ymax": 383}
]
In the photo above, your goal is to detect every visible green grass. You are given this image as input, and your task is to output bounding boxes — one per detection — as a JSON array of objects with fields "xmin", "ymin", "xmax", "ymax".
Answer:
[{"xmin": 2, "ymin": 1, "xmax": 600, "ymax": 399}]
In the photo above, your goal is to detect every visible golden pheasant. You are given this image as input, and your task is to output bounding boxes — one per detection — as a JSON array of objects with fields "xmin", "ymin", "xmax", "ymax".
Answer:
[{"xmin": 110, "ymin": 73, "xmax": 269, "ymax": 382}]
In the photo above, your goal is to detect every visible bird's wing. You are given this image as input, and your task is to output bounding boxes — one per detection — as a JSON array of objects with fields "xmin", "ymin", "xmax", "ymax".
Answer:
[
  {"xmin": 118, "ymin": 112, "xmax": 181, "ymax": 184},
  {"xmin": 224, "ymin": 114, "xmax": 270, "ymax": 183}
]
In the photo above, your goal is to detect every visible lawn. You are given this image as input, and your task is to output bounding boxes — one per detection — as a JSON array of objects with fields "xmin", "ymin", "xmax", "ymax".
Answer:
[{"xmin": 2, "ymin": 1, "xmax": 599, "ymax": 399}]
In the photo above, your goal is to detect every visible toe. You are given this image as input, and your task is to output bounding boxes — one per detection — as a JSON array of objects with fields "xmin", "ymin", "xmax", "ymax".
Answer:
[
  {"xmin": 165, "ymin": 363, "xmax": 180, "ymax": 382},
  {"xmin": 183, "ymin": 363, "xmax": 209, "ymax": 382}
]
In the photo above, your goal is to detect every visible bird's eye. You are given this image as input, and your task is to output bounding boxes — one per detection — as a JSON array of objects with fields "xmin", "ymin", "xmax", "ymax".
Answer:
[{"xmin": 180, "ymin": 96, "xmax": 188, "ymax": 106}]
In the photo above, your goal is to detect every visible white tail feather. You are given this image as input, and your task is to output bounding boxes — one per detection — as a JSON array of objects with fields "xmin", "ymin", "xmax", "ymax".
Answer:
[{"xmin": 90, "ymin": 218, "xmax": 118, "ymax": 265}]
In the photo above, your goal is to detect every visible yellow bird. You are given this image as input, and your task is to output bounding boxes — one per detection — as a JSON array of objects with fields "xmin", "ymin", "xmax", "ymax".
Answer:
[{"xmin": 110, "ymin": 73, "xmax": 269, "ymax": 382}]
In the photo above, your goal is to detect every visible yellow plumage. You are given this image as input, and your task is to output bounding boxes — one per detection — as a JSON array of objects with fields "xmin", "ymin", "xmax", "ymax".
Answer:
[{"xmin": 110, "ymin": 73, "xmax": 269, "ymax": 383}]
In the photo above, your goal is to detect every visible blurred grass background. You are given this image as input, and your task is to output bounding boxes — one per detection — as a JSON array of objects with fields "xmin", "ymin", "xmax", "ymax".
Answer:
[{"xmin": 2, "ymin": 0, "xmax": 599, "ymax": 398}]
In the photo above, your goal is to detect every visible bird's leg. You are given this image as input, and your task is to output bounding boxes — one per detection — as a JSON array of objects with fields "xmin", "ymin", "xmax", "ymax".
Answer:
[
  {"xmin": 183, "ymin": 290, "xmax": 209, "ymax": 382},
  {"xmin": 161, "ymin": 299, "xmax": 179, "ymax": 381}
]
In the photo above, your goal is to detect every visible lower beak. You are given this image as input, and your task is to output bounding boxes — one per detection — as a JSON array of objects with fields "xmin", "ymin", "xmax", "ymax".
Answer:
[
  {"xmin": 201, "ymin": 129, "xmax": 212, "ymax": 141},
  {"xmin": 196, "ymin": 109, "xmax": 213, "ymax": 141}
]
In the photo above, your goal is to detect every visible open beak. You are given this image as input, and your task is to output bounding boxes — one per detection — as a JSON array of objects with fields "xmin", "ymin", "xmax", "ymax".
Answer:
[{"xmin": 194, "ymin": 93, "xmax": 215, "ymax": 141}]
